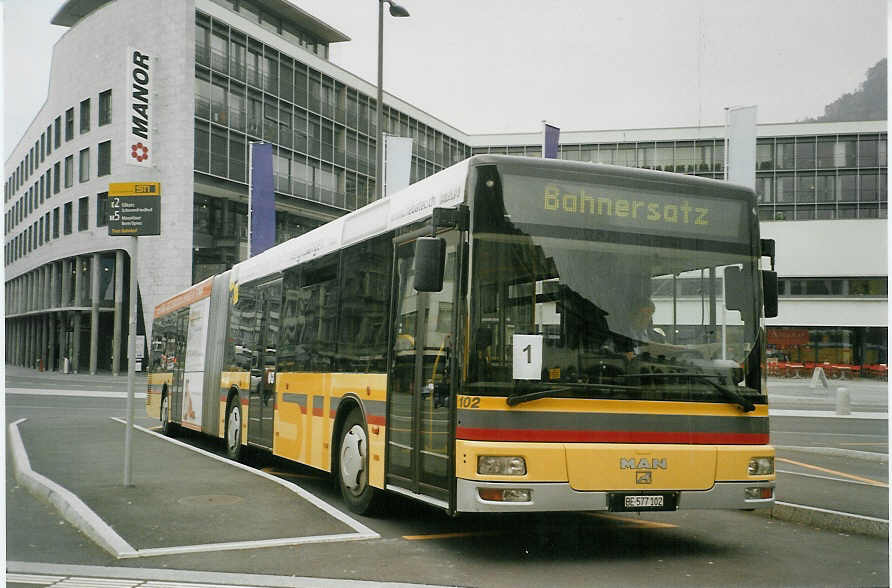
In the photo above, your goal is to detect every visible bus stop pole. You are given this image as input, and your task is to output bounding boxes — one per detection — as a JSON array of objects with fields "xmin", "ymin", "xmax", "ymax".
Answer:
[{"xmin": 124, "ymin": 236, "xmax": 138, "ymax": 487}]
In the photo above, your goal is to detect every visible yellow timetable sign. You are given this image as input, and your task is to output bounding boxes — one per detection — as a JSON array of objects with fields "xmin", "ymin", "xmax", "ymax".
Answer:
[
  {"xmin": 109, "ymin": 182, "xmax": 161, "ymax": 196},
  {"xmin": 107, "ymin": 182, "xmax": 162, "ymax": 236}
]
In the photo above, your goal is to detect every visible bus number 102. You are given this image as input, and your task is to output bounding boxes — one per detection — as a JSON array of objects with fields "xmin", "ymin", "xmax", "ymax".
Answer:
[{"xmin": 459, "ymin": 396, "xmax": 480, "ymax": 409}]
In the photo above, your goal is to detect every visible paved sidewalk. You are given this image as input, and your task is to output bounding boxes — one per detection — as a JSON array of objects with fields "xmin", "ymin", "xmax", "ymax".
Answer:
[
  {"xmin": 5, "ymin": 364, "xmax": 147, "ymax": 390},
  {"xmin": 9, "ymin": 415, "xmax": 378, "ymax": 561}
]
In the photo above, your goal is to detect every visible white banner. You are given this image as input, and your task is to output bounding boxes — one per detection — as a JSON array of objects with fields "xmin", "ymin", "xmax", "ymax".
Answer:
[
  {"xmin": 726, "ymin": 106, "xmax": 757, "ymax": 190},
  {"xmin": 384, "ymin": 135, "xmax": 413, "ymax": 196},
  {"xmin": 126, "ymin": 47, "xmax": 153, "ymax": 167}
]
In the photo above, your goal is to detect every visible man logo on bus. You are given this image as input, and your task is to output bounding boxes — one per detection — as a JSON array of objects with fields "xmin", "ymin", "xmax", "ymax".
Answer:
[{"xmin": 620, "ymin": 457, "xmax": 668, "ymax": 470}]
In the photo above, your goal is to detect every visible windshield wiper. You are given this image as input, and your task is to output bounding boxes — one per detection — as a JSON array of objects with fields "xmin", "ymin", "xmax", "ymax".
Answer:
[
  {"xmin": 621, "ymin": 371, "xmax": 756, "ymax": 412},
  {"xmin": 506, "ymin": 383, "xmax": 634, "ymax": 407}
]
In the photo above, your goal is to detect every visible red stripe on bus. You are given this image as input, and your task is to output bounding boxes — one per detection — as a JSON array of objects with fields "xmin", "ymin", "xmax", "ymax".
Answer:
[
  {"xmin": 367, "ymin": 415, "xmax": 386, "ymax": 426},
  {"xmin": 455, "ymin": 427, "xmax": 769, "ymax": 445}
]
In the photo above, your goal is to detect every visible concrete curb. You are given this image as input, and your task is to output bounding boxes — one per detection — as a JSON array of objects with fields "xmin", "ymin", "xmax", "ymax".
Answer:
[
  {"xmin": 775, "ymin": 445, "xmax": 888, "ymax": 463},
  {"xmin": 759, "ymin": 501, "xmax": 889, "ymax": 538},
  {"xmin": 7, "ymin": 418, "xmax": 138, "ymax": 559}
]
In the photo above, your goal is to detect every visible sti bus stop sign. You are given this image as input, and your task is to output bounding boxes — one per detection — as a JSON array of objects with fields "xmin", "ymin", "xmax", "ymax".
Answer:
[{"xmin": 108, "ymin": 182, "xmax": 161, "ymax": 236}]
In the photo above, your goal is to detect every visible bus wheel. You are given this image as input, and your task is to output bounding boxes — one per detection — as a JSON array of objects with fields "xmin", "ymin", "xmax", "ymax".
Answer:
[
  {"xmin": 160, "ymin": 394, "xmax": 174, "ymax": 436},
  {"xmin": 337, "ymin": 408, "xmax": 379, "ymax": 514},
  {"xmin": 225, "ymin": 397, "xmax": 243, "ymax": 461}
]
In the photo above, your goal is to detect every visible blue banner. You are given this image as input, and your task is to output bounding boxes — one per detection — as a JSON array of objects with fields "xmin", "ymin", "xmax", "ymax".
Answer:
[
  {"xmin": 543, "ymin": 123, "xmax": 560, "ymax": 159},
  {"xmin": 250, "ymin": 142, "xmax": 275, "ymax": 257}
]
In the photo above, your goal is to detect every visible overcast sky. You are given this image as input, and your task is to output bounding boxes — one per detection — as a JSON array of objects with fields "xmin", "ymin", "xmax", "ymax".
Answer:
[{"xmin": 2, "ymin": 0, "xmax": 887, "ymax": 159}]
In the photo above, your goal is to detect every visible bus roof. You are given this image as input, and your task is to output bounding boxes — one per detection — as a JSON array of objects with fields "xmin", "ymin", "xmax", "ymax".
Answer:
[{"xmin": 228, "ymin": 155, "xmax": 754, "ymax": 286}]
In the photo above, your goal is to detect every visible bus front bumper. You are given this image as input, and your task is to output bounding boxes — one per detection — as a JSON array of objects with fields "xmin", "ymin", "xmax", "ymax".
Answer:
[{"xmin": 456, "ymin": 479, "xmax": 775, "ymax": 513}]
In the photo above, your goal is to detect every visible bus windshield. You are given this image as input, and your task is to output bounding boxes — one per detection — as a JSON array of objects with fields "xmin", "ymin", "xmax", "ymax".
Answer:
[{"xmin": 466, "ymin": 165, "xmax": 764, "ymax": 405}]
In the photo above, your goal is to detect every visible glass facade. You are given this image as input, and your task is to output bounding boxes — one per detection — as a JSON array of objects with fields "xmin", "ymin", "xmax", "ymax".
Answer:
[
  {"xmin": 191, "ymin": 9, "xmax": 471, "ymax": 283},
  {"xmin": 473, "ymin": 134, "xmax": 886, "ymax": 222}
]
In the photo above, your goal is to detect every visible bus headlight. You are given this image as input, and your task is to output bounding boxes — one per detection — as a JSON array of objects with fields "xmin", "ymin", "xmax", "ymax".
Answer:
[
  {"xmin": 748, "ymin": 456, "xmax": 774, "ymax": 475},
  {"xmin": 477, "ymin": 456, "xmax": 527, "ymax": 476}
]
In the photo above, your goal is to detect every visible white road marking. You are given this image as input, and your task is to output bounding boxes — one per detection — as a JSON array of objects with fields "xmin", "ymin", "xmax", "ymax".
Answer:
[
  {"xmin": 109, "ymin": 417, "xmax": 380, "ymax": 557},
  {"xmin": 8, "ymin": 562, "xmax": 449, "ymax": 587},
  {"xmin": 773, "ymin": 431, "xmax": 887, "ymax": 437},
  {"xmin": 776, "ymin": 468, "xmax": 882, "ymax": 487},
  {"xmin": 6, "ymin": 388, "xmax": 147, "ymax": 399},
  {"xmin": 775, "ymin": 501, "xmax": 889, "ymax": 524},
  {"xmin": 8, "ymin": 415, "xmax": 380, "ymax": 561}
]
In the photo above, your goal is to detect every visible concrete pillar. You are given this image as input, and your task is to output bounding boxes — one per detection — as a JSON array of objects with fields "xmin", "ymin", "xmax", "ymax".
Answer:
[
  {"xmin": 112, "ymin": 250, "xmax": 124, "ymax": 376},
  {"xmin": 12, "ymin": 320, "xmax": 18, "ymax": 365},
  {"xmin": 14, "ymin": 319, "xmax": 20, "ymax": 365},
  {"xmin": 29, "ymin": 317, "xmax": 36, "ymax": 369},
  {"xmin": 72, "ymin": 311, "xmax": 82, "ymax": 373},
  {"xmin": 22, "ymin": 318, "xmax": 28, "ymax": 368},
  {"xmin": 14, "ymin": 319, "xmax": 19, "ymax": 366},
  {"xmin": 62, "ymin": 259, "xmax": 72, "ymax": 307},
  {"xmin": 43, "ymin": 265, "xmax": 50, "ymax": 310},
  {"xmin": 41, "ymin": 314, "xmax": 48, "ymax": 371},
  {"xmin": 74, "ymin": 256, "xmax": 82, "ymax": 307},
  {"xmin": 50, "ymin": 262, "xmax": 57, "ymax": 308},
  {"xmin": 89, "ymin": 253, "xmax": 100, "ymax": 374},
  {"xmin": 48, "ymin": 313, "xmax": 56, "ymax": 371},
  {"xmin": 25, "ymin": 317, "xmax": 32, "ymax": 369},
  {"xmin": 58, "ymin": 313, "xmax": 66, "ymax": 372}
]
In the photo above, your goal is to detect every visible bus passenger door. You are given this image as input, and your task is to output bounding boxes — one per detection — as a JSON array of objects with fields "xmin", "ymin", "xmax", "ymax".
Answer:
[
  {"xmin": 386, "ymin": 231, "xmax": 460, "ymax": 506},
  {"xmin": 247, "ymin": 278, "xmax": 282, "ymax": 449},
  {"xmin": 170, "ymin": 308, "xmax": 189, "ymax": 423}
]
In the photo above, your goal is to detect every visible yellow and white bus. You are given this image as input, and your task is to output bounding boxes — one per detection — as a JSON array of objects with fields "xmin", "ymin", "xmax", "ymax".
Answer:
[{"xmin": 147, "ymin": 155, "xmax": 778, "ymax": 515}]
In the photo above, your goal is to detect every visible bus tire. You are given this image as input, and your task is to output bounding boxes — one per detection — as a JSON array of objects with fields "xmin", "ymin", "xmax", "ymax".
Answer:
[
  {"xmin": 225, "ymin": 396, "xmax": 243, "ymax": 461},
  {"xmin": 337, "ymin": 407, "xmax": 379, "ymax": 515},
  {"xmin": 160, "ymin": 392, "xmax": 175, "ymax": 436}
]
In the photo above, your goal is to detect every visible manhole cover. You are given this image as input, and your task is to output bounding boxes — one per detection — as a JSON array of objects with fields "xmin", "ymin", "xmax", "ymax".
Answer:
[{"xmin": 177, "ymin": 494, "xmax": 244, "ymax": 506}]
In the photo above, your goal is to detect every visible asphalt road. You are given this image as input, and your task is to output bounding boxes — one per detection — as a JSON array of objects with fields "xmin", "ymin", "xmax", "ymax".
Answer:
[{"xmin": 5, "ymin": 370, "xmax": 889, "ymax": 587}]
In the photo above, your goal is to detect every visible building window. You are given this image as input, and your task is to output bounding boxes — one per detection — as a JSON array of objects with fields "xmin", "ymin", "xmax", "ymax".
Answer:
[
  {"xmin": 859, "ymin": 137, "xmax": 878, "ymax": 167},
  {"xmin": 65, "ymin": 108, "xmax": 74, "ymax": 141},
  {"xmin": 53, "ymin": 163, "xmax": 60, "ymax": 194},
  {"xmin": 78, "ymin": 197, "xmax": 89, "ymax": 231},
  {"xmin": 80, "ymin": 98, "xmax": 91, "ymax": 134},
  {"xmin": 99, "ymin": 89, "xmax": 112, "ymax": 125},
  {"xmin": 53, "ymin": 207, "xmax": 59, "ymax": 238},
  {"xmin": 64, "ymin": 155, "xmax": 74, "ymax": 188},
  {"xmin": 195, "ymin": 17, "xmax": 210, "ymax": 66},
  {"xmin": 98, "ymin": 141, "xmax": 111, "ymax": 176},
  {"xmin": 96, "ymin": 192, "xmax": 108, "ymax": 227},
  {"xmin": 46, "ymin": 124, "xmax": 52, "ymax": 154},
  {"xmin": 195, "ymin": 124, "xmax": 210, "ymax": 172},
  {"xmin": 211, "ymin": 30, "xmax": 228, "ymax": 73},
  {"xmin": 79, "ymin": 148, "xmax": 90, "ymax": 183},
  {"xmin": 54, "ymin": 117, "xmax": 61, "ymax": 148},
  {"xmin": 63, "ymin": 202, "xmax": 72, "ymax": 234},
  {"xmin": 211, "ymin": 126, "xmax": 228, "ymax": 176}
]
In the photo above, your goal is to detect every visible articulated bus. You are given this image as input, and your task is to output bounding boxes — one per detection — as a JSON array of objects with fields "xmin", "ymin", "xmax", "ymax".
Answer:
[{"xmin": 147, "ymin": 155, "xmax": 779, "ymax": 515}]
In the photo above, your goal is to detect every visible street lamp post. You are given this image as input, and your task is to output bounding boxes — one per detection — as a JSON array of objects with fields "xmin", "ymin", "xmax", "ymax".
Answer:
[{"xmin": 376, "ymin": 0, "xmax": 410, "ymax": 200}]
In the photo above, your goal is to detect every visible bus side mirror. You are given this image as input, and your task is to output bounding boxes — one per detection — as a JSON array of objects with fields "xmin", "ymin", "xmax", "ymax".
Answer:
[
  {"xmin": 414, "ymin": 237, "xmax": 446, "ymax": 292},
  {"xmin": 762, "ymin": 270, "xmax": 778, "ymax": 318},
  {"xmin": 724, "ymin": 266, "xmax": 747, "ymax": 311}
]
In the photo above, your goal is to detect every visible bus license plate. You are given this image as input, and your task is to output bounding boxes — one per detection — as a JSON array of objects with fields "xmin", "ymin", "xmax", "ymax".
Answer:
[{"xmin": 624, "ymin": 495, "xmax": 663, "ymax": 509}]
